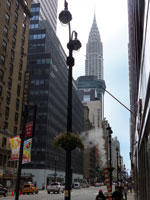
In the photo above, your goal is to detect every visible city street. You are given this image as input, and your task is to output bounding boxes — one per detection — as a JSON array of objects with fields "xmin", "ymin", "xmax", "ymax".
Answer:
[{"xmin": 1, "ymin": 186, "xmax": 107, "ymax": 200}]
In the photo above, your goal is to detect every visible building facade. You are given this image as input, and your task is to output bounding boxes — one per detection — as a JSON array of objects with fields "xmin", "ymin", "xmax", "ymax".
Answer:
[
  {"xmin": 22, "ymin": 3, "xmax": 84, "ymax": 189},
  {"xmin": 85, "ymin": 15, "xmax": 104, "ymax": 80},
  {"xmin": 128, "ymin": 1, "xmax": 150, "ymax": 200},
  {"xmin": 31, "ymin": 0, "xmax": 58, "ymax": 32},
  {"xmin": 0, "ymin": 0, "xmax": 31, "ymax": 184}
]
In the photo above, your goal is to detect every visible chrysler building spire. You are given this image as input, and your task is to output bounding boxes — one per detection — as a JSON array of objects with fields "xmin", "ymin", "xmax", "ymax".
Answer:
[{"xmin": 85, "ymin": 15, "xmax": 104, "ymax": 80}]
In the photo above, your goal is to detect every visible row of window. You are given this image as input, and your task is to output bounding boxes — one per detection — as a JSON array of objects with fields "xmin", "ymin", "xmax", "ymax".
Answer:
[
  {"xmin": 30, "ymin": 15, "xmax": 39, "ymax": 21},
  {"xmin": 30, "ymin": 7, "xmax": 40, "ymax": 12},
  {"xmin": 29, "ymin": 24, "xmax": 38, "ymax": 29},
  {"xmin": 28, "ymin": 58, "xmax": 51, "ymax": 65},
  {"xmin": 31, "ymin": 79, "xmax": 45, "ymax": 85},
  {"xmin": 30, "ymin": 90, "xmax": 49, "ymax": 95},
  {"xmin": 29, "ymin": 34, "xmax": 46, "ymax": 40}
]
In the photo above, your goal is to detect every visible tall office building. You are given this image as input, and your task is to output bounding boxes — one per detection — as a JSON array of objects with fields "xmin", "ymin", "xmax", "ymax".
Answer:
[
  {"xmin": 85, "ymin": 15, "xmax": 103, "ymax": 80},
  {"xmin": 0, "ymin": 0, "xmax": 31, "ymax": 182},
  {"xmin": 23, "ymin": 3, "xmax": 84, "ymax": 189},
  {"xmin": 31, "ymin": 0, "xmax": 58, "ymax": 32}
]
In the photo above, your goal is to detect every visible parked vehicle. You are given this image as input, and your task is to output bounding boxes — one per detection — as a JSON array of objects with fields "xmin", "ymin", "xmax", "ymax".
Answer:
[
  {"xmin": 47, "ymin": 182, "xmax": 64, "ymax": 194},
  {"xmin": 0, "ymin": 184, "xmax": 8, "ymax": 197},
  {"xmin": 22, "ymin": 183, "xmax": 38, "ymax": 194},
  {"xmin": 73, "ymin": 182, "xmax": 81, "ymax": 189}
]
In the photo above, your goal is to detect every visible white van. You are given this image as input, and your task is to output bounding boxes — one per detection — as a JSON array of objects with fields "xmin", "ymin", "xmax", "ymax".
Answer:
[{"xmin": 73, "ymin": 182, "xmax": 81, "ymax": 189}]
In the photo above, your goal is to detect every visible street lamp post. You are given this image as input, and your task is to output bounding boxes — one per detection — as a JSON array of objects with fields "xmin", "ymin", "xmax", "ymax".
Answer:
[
  {"xmin": 107, "ymin": 126, "xmax": 113, "ymax": 190},
  {"xmin": 116, "ymin": 147, "xmax": 119, "ymax": 184},
  {"xmin": 59, "ymin": 1, "xmax": 81, "ymax": 200}
]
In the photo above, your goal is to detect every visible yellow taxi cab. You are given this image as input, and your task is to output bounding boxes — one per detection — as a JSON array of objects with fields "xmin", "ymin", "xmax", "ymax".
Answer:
[{"xmin": 22, "ymin": 183, "xmax": 38, "ymax": 194}]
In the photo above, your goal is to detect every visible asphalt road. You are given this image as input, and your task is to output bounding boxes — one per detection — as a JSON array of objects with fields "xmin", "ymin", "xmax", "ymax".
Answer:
[{"xmin": 0, "ymin": 186, "xmax": 108, "ymax": 200}]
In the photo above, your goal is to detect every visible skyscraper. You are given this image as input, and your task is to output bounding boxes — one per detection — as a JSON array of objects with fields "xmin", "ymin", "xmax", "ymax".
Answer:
[
  {"xmin": 31, "ymin": 0, "xmax": 58, "ymax": 32},
  {"xmin": 0, "ymin": 0, "xmax": 31, "ymax": 181},
  {"xmin": 85, "ymin": 15, "xmax": 103, "ymax": 80}
]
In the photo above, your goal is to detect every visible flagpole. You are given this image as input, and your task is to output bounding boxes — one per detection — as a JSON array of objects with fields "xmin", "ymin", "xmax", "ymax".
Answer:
[{"xmin": 15, "ymin": 105, "xmax": 28, "ymax": 200}]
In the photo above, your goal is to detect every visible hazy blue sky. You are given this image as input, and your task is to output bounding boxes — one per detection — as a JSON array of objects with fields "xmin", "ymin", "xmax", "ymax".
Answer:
[{"xmin": 57, "ymin": 0, "xmax": 130, "ymax": 171}]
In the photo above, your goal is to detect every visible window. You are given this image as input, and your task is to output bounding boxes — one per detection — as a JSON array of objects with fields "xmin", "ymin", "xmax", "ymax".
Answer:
[
  {"xmin": 0, "ymin": 55, "xmax": 5, "ymax": 66},
  {"xmin": 2, "ymin": 138, "xmax": 7, "ymax": 148},
  {"xmin": 16, "ymin": 0, "xmax": 19, "ymax": 8},
  {"xmin": 4, "ymin": 122, "xmax": 8, "ymax": 130},
  {"xmin": 16, "ymin": 99, "xmax": 19, "ymax": 111},
  {"xmin": 83, "ymin": 95, "xmax": 90, "ymax": 102},
  {"xmin": 6, "ymin": 0, "xmax": 11, "ymax": 10},
  {"xmin": 5, "ymin": 13, "xmax": 10, "ymax": 24},
  {"xmin": 0, "ymin": 70, "xmax": 4, "ymax": 81},
  {"xmin": 14, "ymin": 112, "xmax": 18, "ymax": 123},
  {"xmin": 5, "ymin": 106, "xmax": 9, "ymax": 118},
  {"xmin": 9, "ymin": 63, "xmax": 13, "ymax": 75},
  {"xmin": 14, "ymin": 11, "xmax": 18, "ymax": 22},
  {"xmin": 22, "ymin": 23, "xmax": 26, "ymax": 33},
  {"xmin": 6, "ymin": 91, "xmax": 11, "ymax": 104},
  {"xmin": 8, "ymin": 77, "xmax": 12, "ymax": 89},
  {"xmin": 12, "ymin": 37, "xmax": 16, "ymax": 48},
  {"xmin": 24, "ymin": 13, "xmax": 27, "ymax": 21},
  {"xmin": 13, "ymin": 23, "xmax": 17, "ymax": 34},
  {"xmin": 20, "ymin": 47, "xmax": 24, "ymax": 57},
  {"xmin": 4, "ymin": 26, "xmax": 8, "ymax": 37},
  {"xmin": 11, "ymin": 50, "xmax": 15, "ymax": 61},
  {"xmin": 14, "ymin": 126, "xmax": 17, "ymax": 135},
  {"xmin": 0, "ymin": 86, "xmax": 2, "ymax": 96},
  {"xmin": 18, "ymin": 72, "xmax": 22, "ymax": 81},
  {"xmin": 17, "ymin": 85, "xmax": 21, "ymax": 96},
  {"xmin": 22, "ymin": 35, "xmax": 25, "ymax": 45},
  {"xmin": 2, "ymin": 40, "xmax": 7, "ymax": 51},
  {"xmin": 19, "ymin": 59, "xmax": 23, "ymax": 70}
]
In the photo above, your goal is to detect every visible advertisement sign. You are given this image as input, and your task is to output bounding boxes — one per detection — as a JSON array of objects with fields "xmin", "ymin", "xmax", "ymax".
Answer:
[
  {"xmin": 25, "ymin": 122, "xmax": 33, "ymax": 138},
  {"xmin": 9, "ymin": 136, "xmax": 32, "ymax": 164}
]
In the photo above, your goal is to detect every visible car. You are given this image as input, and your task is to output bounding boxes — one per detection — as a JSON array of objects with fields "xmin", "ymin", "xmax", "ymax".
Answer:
[
  {"xmin": 73, "ymin": 182, "xmax": 81, "ymax": 189},
  {"xmin": 0, "ymin": 184, "xmax": 8, "ymax": 197},
  {"xmin": 94, "ymin": 182, "xmax": 101, "ymax": 187},
  {"xmin": 22, "ymin": 183, "xmax": 38, "ymax": 194},
  {"xmin": 47, "ymin": 182, "xmax": 64, "ymax": 194}
]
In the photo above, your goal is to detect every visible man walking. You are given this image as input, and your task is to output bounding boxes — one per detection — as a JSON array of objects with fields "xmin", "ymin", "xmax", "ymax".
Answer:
[{"xmin": 112, "ymin": 186, "xmax": 123, "ymax": 200}]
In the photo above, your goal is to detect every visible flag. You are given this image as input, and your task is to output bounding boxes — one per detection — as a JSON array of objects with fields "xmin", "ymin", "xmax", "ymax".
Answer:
[{"xmin": 9, "ymin": 136, "xmax": 32, "ymax": 163}]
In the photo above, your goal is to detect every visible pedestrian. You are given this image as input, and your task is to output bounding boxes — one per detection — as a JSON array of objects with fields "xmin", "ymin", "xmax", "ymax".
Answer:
[
  {"xmin": 112, "ymin": 186, "xmax": 123, "ymax": 200},
  {"xmin": 124, "ymin": 185, "xmax": 128, "ymax": 200},
  {"xmin": 95, "ymin": 189, "xmax": 106, "ymax": 200}
]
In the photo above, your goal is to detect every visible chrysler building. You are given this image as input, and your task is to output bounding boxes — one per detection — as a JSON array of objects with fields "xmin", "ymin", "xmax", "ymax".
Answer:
[{"xmin": 85, "ymin": 15, "xmax": 104, "ymax": 80}]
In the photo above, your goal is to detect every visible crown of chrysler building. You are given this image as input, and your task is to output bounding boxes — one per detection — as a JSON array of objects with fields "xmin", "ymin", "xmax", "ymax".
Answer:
[{"xmin": 85, "ymin": 14, "xmax": 104, "ymax": 80}]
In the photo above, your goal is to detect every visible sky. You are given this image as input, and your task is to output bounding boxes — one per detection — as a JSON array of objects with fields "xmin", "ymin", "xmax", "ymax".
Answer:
[{"xmin": 57, "ymin": 0, "xmax": 130, "ymax": 171}]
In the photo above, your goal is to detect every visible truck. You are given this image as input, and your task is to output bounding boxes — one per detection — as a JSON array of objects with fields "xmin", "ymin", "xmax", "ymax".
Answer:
[{"xmin": 47, "ymin": 182, "xmax": 64, "ymax": 194}]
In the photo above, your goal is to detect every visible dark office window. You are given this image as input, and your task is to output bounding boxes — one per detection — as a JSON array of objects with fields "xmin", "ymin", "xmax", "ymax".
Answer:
[
  {"xmin": 6, "ymin": 91, "xmax": 11, "ymax": 104},
  {"xmin": 13, "ymin": 23, "xmax": 17, "ymax": 35},
  {"xmin": 19, "ymin": 59, "xmax": 23, "ymax": 70},
  {"xmin": 22, "ymin": 23, "xmax": 26, "ymax": 33},
  {"xmin": 4, "ymin": 122, "xmax": 8, "ymax": 130},
  {"xmin": 11, "ymin": 50, "xmax": 15, "ymax": 61},
  {"xmin": 14, "ymin": 112, "xmax": 18, "ymax": 123},
  {"xmin": 14, "ymin": 126, "xmax": 17, "ymax": 135},
  {"xmin": 0, "ymin": 55, "xmax": 5, "ymax": 66},
  {"xmin": 12, "ymin": 37, "xmax": 16, "ymax": 48},
  {"xmin": 18, "ymin": 72, "xmax": 22, "ymax": 81},
  {"xmin": 8, "ymin": 77, "xmax": 12, "ymax": 89},
  {"xmin": 0, "ymin": 86, "xmax": 2, "ymax": 96},
  {"xmin": 5, "ymin": 13, "xmax": 10, "ymax": 24},
  {"xmin": 5, "ymin": 106, "xmax": 9, "ymax": 118},
  {"xmin": 20, "ymin": 47, "xmax": 24, "ymax": 57},
  {"xmin": 14, "ymin": 11, "xmax": 18, "ymax": 22},
  {"xmin": 2, "ymin": 138, "xmax": 7, "ymax": 148},
  {"xmin": 2, "ymin": 40, "xmax": 7, "ymax": 51},
  {"xmin": 16, "ymin": 99, "xmax": 20, "ymax": 111},
  {"xmin": 4, "ymin": 26, "xmax": 8, "ymax": 37},
  {"xmin": 0, "ymin": 70, "xmax": 4, "ymax": 81},
  {"xmin": 17, "ymin": 85, "xmax": 21, "ymax": 96},
  {"xmin": 22, "ymin": 35, "xmax": 25, "ymax": 45},
  {"xmin": 9, "ymin": 63, "xmax": 13, "ymax": 75}
]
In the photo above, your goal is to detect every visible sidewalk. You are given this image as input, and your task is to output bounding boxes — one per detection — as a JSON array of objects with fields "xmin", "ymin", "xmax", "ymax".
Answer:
[{"xmin": 127, "ymin": 193, "xmax": 135, "ymax": 200}]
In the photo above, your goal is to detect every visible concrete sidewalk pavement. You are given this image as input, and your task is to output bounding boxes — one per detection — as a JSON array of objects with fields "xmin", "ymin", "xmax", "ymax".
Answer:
[{"xmin": 127, "ymin": 193, "xmax": 135, "ymax": 200}]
